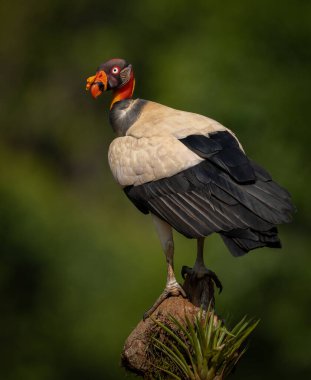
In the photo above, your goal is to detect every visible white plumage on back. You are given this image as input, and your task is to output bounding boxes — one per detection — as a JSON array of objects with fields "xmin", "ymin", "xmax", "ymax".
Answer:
[{"xmin": 108, "ymin": 100, "xmax": 233, "ymax": 186}]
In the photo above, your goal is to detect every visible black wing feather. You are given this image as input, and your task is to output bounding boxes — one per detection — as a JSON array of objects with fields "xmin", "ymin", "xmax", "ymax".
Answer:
[
  {"xmin": 124, "ymin": 131, "xmax": 295, "ymax": 256},
  {"xmin": 180, "ymin": 132, "xmax": 256, "ymax": 183}
]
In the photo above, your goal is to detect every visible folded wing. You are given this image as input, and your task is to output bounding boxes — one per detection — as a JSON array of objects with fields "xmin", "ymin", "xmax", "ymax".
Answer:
[{"xmin": 124, "ymin": 131, "xmax": 295, "ymax": 256}]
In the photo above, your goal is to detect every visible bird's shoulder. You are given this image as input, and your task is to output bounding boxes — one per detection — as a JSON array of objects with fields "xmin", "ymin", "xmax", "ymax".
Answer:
[{"xmin": 126, "ymin": 99, "xmax": 228, "ymax": 139}]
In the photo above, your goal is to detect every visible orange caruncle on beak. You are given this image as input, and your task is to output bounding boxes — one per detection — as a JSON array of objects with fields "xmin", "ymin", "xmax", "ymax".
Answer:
[
  {"xmin": 85, "ymin": 70, "xmax": 108, "ymax": 99},
  {"xmin": 86, "ymin": 75, "xmax": 96, "ymax": 90}
]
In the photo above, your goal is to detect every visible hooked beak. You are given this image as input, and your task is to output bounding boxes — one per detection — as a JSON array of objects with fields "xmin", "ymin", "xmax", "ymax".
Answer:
[{"xmin": 86, "ymin": 70, "xmax": 108, "ymax": 99}]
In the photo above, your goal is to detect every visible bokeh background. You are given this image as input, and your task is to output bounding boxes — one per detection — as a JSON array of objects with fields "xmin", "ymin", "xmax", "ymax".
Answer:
[{"xmin": 1, "ymin": 0, "xmax": 310, "ymax": 379}]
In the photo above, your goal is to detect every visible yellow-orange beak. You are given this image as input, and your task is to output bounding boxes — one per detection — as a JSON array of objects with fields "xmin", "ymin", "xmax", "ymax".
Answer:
[{"xmin": 85, "ymin": 70, "xmax": 108, "ymax": 99}]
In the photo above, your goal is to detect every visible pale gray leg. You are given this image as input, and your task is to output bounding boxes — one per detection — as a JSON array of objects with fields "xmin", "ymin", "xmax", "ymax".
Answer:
[{"xmin": 143, "ymin": 214, "xmax": 186, "ymax": 320}]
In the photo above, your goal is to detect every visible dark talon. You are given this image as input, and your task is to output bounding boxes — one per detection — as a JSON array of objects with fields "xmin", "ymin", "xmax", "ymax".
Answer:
[
  {"xmin": 181, "ymin": 265, "xmax": 223, "ymax": 293},
  {"xmin": 208, "ymin": 270, "xmax": 223, "ymax": 293},
  {"xmin": 181, "ymin": 265, "xmax": 192, "ymax": 279}
]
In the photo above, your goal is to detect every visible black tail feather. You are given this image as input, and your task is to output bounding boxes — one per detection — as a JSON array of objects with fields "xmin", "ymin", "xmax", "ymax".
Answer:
[{"xmin": 221, "ymin": 227, "xmax": 282, "ymax": 257}]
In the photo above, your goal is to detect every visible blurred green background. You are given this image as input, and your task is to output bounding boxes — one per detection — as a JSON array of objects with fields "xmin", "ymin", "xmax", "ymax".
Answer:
[{"xmin": 0, "ymin": 0, "xmax": 310, "ymax": 379}]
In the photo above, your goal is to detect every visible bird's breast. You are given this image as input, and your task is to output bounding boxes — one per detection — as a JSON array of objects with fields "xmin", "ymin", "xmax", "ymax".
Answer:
[{"xmin": 108, "ymin": 135, "xmax": 203, "ymax": 187}]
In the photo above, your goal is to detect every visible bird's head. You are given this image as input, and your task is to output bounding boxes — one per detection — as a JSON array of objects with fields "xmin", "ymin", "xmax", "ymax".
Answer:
[{"xmin": 86, "ymin": 58, "xmax": 135, "ymax": 107}]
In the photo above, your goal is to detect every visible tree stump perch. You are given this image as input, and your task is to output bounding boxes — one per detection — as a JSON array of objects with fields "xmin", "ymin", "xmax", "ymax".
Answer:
[
  {"xmin": 121, "ymin": 273, "xmax": 217, "ymax": 378},
  {"xmin": 121, "ymin": 270, "xmax": 258, "ymax": 380}
]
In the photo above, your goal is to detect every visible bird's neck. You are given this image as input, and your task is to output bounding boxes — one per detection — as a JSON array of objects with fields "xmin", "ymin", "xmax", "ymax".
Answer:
[
  {"xmin": 110, "ymin": 74, "xmax": 135, "ymax": 109},
  {"xmin": 109, "ymin": 98, "xmax": 148, "ymax": 137}
]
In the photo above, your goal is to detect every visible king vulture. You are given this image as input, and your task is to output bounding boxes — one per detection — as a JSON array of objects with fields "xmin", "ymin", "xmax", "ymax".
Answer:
[{"xmin": 86, "ymin": 58, "xmax": 294, "ymax": 318}]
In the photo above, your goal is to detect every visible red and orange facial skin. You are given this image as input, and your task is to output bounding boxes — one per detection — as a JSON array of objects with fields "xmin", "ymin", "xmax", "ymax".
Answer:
[
  {"xmin": 86, "ymin": 70, "xmax": 108, "ymax": 99},
  {"xmin": 110, "ymin": 73, "xmax": 135, "ymax": 109},
  {"xmin": 86, "ymin": 59, "xmax": 135, "ymax": 108}
]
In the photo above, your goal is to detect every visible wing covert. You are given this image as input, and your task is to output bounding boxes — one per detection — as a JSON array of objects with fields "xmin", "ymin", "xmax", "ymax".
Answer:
[{"xmin": 180, "ymin": 131, "xmax": 256, "ymax": 183}]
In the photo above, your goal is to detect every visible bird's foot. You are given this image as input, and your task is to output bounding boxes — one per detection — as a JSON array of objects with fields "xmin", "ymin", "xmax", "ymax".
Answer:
[
  {"xmin": 143, "ymin": 281, "xmax": 186, "ymax": 320},
  {"xmin": 181, "ymin": 265, "xmax": 223, "ymax": 293}
]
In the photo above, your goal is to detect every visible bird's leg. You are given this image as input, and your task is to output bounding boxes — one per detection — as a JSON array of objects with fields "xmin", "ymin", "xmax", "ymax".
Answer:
[
  {"xmin": 143, "ymin": 215, "xmax": 186, "ymax": 320},
  {"xmin": 182, "ymin": 238, "xmax": 223, "ymax": 292}
]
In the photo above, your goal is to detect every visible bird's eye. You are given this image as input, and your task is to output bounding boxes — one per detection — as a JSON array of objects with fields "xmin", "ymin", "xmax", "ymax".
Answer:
[{"xmin": 111, "ymin": 66, "xmax": 120, "ymax": 75}]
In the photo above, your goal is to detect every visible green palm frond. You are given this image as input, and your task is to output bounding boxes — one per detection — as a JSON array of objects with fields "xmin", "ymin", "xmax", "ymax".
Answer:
[{"xmin": 148, "ymin": 308, "xmax": 259, "ymax": 380}]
